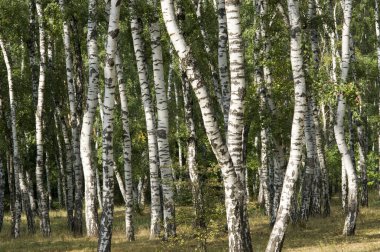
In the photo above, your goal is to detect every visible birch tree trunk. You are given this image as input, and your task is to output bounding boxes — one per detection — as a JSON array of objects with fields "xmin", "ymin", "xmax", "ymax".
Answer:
[
  {"xmin": 35, "ymin": 0, "xmax": 51, "ymax": 236},
  {"xmin": 58, "ymin": 0, "xmax": 83, "ymax": 235},
  {"xmin": 97, "ymin": 0, "xmax": 121, "ymax": 251},
  {"xmin": 115, "ymin": 47, "xmax": 134, "ymax": 241},
  {"xmin": 0, "ymin": 38, "xmax": 36, "ymax": 234},
  {"xmin": 130, "ymin": 0, "xmax": 161, "ymax": 239},
  {"xmin": 80, "ymin": 0, "xmax": 99, "ymax": 237},
  {"xmin": 161, "ymin": 1, "xmax": 252, "ymax": 250},
  {"xmin": 334, "ymin": 0, "xmax": 358, "ymax": 236},
  {"xmin": 149, "ymin": 0, "xmax": 176, "ymax": 238},
  {"xmin": 265, "ymin": 0, "xmax": 307, "ymax": 250},
  {"xmin": 217, "ymin": 0, "xmax": 230, "ymax": 126},
  {"xmin": 97, "ymin": 0, "xmax": 121, "ymax": 250}
]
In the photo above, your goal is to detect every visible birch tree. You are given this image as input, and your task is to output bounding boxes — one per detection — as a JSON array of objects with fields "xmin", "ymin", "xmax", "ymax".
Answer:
[
  {"xmin": 334, "ymin": 0, "xmax": 358, "ymax": 236},
  {"xmin": 217, "ymin": 0, "xmax": 230, "ymax": 126},
  {"xmin": 149, "ymin": 0, "xmax": 176, "ymax": 238},
  {"xmin": 266, "ymin": 0, "xmax": 307, "ymax": 250},
  {"xmin": 80, "ymin": 0, "xmax": 99, "ymax": 237},
  {"xmin": 161, "ymin": 0, "xmax": 252, "ymax": 250},
  {"xmin": 130, "ymin": 0, "xmax": 161, "ymax": 239},
  {"xmin": 115, "ymin": 47, "xmax": 134, "ymax": 241},
  {"xmin": 97, "ymin": 0, "xmax": 121, "ymax": 250},
  {"xmin": 58, "ymin": 0, "xmax": 84, "ymax": 235},
  {"xmin": 0, "ymin": 38, "xmax": 35, "ymax": 234},
  {"xmin": 35, "ymin": 0, "xmax": 51, "ymax": 236}
]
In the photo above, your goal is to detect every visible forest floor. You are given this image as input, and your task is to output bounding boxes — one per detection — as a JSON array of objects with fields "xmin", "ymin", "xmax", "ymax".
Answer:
[{"xmin": 1, "ymin": 192, "xmax": 380, "ymax": 251}]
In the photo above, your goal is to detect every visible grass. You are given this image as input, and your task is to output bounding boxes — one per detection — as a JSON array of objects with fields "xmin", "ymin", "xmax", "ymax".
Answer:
[{"xmin": 1, "ymin": 192, "xmax": 380, "ymax": 251}]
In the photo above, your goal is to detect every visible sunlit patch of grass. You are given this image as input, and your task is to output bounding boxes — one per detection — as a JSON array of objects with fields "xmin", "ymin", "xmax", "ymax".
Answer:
[{"xmin": 1, "ymin": 192, "xmax": 380, "ymax": 251}]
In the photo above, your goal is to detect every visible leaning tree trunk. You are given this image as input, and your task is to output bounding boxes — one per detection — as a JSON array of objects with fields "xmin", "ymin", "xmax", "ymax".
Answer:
[
  {"xmin": 265, "ymin": 0, "xmax": 307, "ymax": 250},
  {"xmin": 148, "ymin": 0, "xmax": 176, "ymax": 239},
  {"xmin": 115, "ymin": 47, "xmax": 134, "ymax": 241},
  {"xmin": 130, "ymin": 0, "xmax": 161, "ymax": 239},
  {"xmin": 0, "ymin": 38, "xmax": 35, "ymax": 234},
  {"xmin": 161, "ymin": 1, "xmax": 252, "ymax": 251},
  {"xmin": 35, "ymin": 0, "xmax": 51, "ymax": 237},
  {"xmin": 97, "ymin": 0, "xmax": 121, "ymax": 251},
  {"xmin": 80, "ymin": 0, "xmax": 99, "ymax": 237},
  {"xmin": 334, "ymin": 0, "xmax": 358, "ymax": 236}
]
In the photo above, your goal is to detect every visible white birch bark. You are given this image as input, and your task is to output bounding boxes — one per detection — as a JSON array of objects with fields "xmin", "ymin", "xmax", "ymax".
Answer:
[
  {"xmin": 97, "ymin": 0, "xmax": 121, "ymax": 250},
  {"xmin": 80, "ymin": 0, "xmax": 99, "ymax": 237},
  {"xmin": 130, "ymin": 0, "xmax": 161, "ymax": 239},
  {"xmin": 149, "ymin": 0, "xmax": 176, "ymax": 238},
  {"xmin": 35, "ymin": 0, "xmax": 51, "ymax": 236},
  {"xmin": 115, "ymin": 47, "xmax": 134, "ymax": 241},
  {"xmin": 0, "ymin": 38, "xmax": 36, "ymax": 234},
  {"xmin": 333, "ymin": 0, "xmax": 358, "ymax": 236},
  {"xmin": 161, "ymin": 1, "xmax": 252, "ymax": 250},
  {"xmin": 300, "ymin": 96, "xmax": 316, "ymax": 220},
  {"xmin": 312, "ymin": 99, "xmax": 330, "ymax": 216},
  {"xmin": 217, "ymin": 0, "xmax": 230, "ymax": 126},
  {"xmin": 265, "ymin": 0, "xmax": 307, "ymax": 250},
  {"xmin": 59, "ymin": 0, "xmax": 84, "ymax": 235}
]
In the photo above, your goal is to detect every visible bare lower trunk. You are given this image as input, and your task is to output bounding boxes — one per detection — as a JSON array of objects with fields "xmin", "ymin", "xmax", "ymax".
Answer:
[
  {"xmin": 148, "ymin": 2, "xmax": 176, "ymax": 237},
  {"xmin": 81, "ymin": 0, "xmax": 99, "ymax": 237},
  {"xmin": 130, "ymin": 0, "xmax": 161, "ymax": 239},
  {"xmin": 97, "ymin": 0, "xmax": 121, "ymax": 251},
  {"xmin": 35, "ymin": 0, "xmax": 51, "ymax": 236},
  {"xmin": 266, "ymin": 0, "xmax": 307, "ymax": 250},
  {"xmin": 334, "ymin": 0, "xmax": 357, "ymax": 236},
  {"xmin": 115, "ymin": 47, "xmax": 134, "ymax": 241},
  {"xmin": 161, "ymin": 1, "xmax": 252, "ymax": 250},
  {"xmin": 0, "ymin": 38, "xmax": 35, "ymax": 234}
]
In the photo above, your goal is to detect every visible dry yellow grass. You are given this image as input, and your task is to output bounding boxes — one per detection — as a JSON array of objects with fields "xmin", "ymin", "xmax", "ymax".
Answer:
[{"xmin": 0, "ymin": 192, "xmax": 380, "ymax": 251}]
